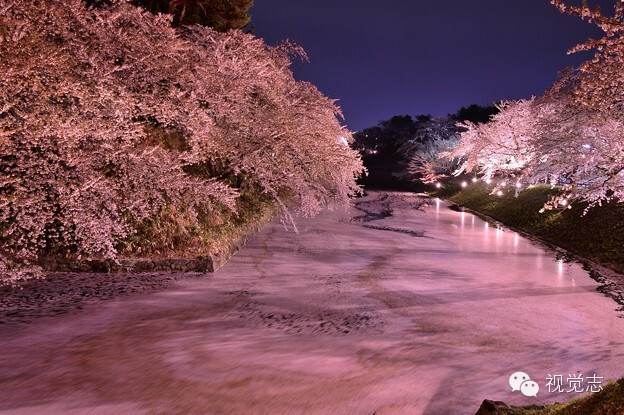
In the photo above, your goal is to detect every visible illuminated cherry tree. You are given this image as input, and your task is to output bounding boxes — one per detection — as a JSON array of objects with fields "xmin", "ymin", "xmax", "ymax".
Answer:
[
  {"xmin": 450, "ymin": 99, "xmax": 538, "ymax": 183},
  {"xmin": 450, "ymin": 0, "xmax": 624, "ymax": 210},
  {"xmin": 402, "ymin": 116, "xmax": 462, "ymax": 184},
  {"xmin": 0, "ymin": 0, "xmax": 363, "ymax": 281}
]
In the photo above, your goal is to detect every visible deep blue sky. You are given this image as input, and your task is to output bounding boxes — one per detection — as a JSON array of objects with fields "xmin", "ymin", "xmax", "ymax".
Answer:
[{"xmin": 250, "ymin": 0, "xmax": 613, "ymax": 131}]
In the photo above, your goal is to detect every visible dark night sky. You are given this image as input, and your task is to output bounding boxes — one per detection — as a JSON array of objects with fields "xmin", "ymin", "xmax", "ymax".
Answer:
[{"xmin": 251, "ymin": 0, "xmax": 614, "ymax": 131}]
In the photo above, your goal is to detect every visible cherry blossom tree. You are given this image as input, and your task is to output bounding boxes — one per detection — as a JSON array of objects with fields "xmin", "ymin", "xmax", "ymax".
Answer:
[
  {"xmin": 449, "ymin": 1, "xmax": 624, "ymax": 210},
  {"xmin": 0, "ymin": 0, "xmax": 363, "ymax": 281},
  {"xmin": 401, "ymin": 116, "xmax": 462, "ymax": 184},
  {"xmin": 451, "ymin": 99, "xmax": 538, "ymax": 183}
]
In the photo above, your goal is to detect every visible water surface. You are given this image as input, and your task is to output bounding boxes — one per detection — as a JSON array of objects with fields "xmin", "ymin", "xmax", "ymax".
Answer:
[{"xmin": 1, "ymin": 191, "xmax": 623, "ymax": 414}]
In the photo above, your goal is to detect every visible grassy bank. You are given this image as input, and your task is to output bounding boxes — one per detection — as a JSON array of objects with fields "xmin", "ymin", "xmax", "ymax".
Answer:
[
  {"xmin": 476, "ymin": 378, "xmax": 624, "ymax": 414},
  {"xmin": 31, "ymin": 187, "xmax": 282, "ymax": 275},
  {"xmin": 435, "ymin": 177, "xmax": 624, "ymax": 275},
  {"xmin": 122, "ymin": 186, "xmax": 279, "ymax": 260}
]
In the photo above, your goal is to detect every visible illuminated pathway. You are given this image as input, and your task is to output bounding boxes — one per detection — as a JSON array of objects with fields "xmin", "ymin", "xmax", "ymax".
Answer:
[{"xmin": 1, "ymin": 191, "xmax": 623, "ymax": 414}]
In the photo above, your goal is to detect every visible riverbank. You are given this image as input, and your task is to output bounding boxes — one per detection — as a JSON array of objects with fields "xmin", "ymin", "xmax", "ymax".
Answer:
[
  {"xmin": 1, "ymin": 196, "xmax": 276, "ymax": 325},
  {"xmin": 434, "ymin": 178, "xmax": 624, "ymax": 314}
]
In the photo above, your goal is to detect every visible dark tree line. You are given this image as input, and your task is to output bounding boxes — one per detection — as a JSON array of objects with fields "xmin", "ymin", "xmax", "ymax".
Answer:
[
  {"xmin": 133, "ymin": 0, "xmax": 253, "ymax": 30},
  {"xmin": 86, "ymin": 0, "xmax": 254, "ymax": 31},
  {"xmin": 353, "ymin": 105, "xmax": 498, "ymax": 190}
]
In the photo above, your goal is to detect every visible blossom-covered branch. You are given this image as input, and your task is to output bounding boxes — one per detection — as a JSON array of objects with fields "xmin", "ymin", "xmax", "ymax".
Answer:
[
  {"xmin": 0, "ymin": 0, "xmax": 364, "ymax": 281},
  {"xmin": 450, "ymin": 1, "xmax": 624, "ymax": 210}
]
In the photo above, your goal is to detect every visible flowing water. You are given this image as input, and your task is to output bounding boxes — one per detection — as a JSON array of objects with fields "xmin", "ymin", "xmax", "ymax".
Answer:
[{"xmin": 1, "ymin": 191, "xmax": 623, "ymax": 414}]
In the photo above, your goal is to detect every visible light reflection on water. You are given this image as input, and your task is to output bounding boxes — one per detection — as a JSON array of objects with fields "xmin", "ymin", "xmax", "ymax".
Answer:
[
  {"xmin": 440, "ymin": 201, "xmax": 575, "ymax": 285},
  {"xmin": 536, "ymin": 252, "xmax": 544, "ymax": 270}
]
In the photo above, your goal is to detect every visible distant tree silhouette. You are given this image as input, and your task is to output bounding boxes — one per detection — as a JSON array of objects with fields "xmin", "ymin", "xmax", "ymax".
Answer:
[
  {"xmin": 353, "ymin": 105, "xmax": 498, "ymax": 190},
  {"xmin": 132, "ymin": 0, "xmax": 253, "ymax": 30},
  {"xmin": 456, "ymin": 104, "xmax": 499, "ymax": 124}
]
